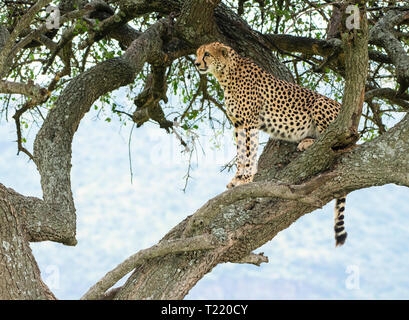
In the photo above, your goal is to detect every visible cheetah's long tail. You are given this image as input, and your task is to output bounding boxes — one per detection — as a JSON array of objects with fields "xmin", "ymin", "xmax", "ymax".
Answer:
[{"xmin": 334, "ymin": 197, "xmax": 347, "ymax": 246}]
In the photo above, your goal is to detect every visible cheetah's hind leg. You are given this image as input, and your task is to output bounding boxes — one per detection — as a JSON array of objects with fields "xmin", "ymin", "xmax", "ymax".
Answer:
[
  {"xmin": 226, "ymin": 174, "xmax": 254, "ymax": 189},
  {"xmin": 297, "ymin": 138, "xmax": 315, "ymax": 151},
  {"xmin": 226, "ymin": 175, "xmax": 246, "ymax": 189}
]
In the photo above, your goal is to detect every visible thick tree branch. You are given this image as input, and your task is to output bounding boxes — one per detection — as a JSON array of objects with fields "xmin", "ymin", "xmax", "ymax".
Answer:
[
  {"xmin": 365, "ymin": 87, "xmax": 409, "ymax": 111},
  {"xmin": 0, "ymin": 80, "xmax": 49, "ymax": 100},
  {"xmin": 182, "ymin": 175, "xmax": 334, "ymax": 238},
  {"xmin": 262, "ymin": 34, "xmax": 392, "ymax": 66},
  {"xmin": 0, "ymin": 26, "xmax": 10, "ymax": 52},
  {"xmin": 175, "ymin": 0, "xmax": 222, "ymax": 44},
  {"xmin": 270, "ymin": 1, "xmax": 368, "ymax": 184},
  {"xmin": 0, "ymin": 184, "xmax": 57, "ymax": 299},
  {"xmin": 334, "ymin": 1, "xmax": 369, "ymax": 138},
  {"xmin": 81, "ymin": 234, "xmax": 217, "ymax": 300},
  {"xmin": 370, "ymin": 9, "xmax": 409, "ymax": 93}
]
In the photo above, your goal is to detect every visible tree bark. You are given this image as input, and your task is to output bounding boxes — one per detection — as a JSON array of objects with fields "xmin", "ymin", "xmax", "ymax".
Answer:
[{"xmin": 0, "ymin": 185, "xmax": 56, "ymax": 300}]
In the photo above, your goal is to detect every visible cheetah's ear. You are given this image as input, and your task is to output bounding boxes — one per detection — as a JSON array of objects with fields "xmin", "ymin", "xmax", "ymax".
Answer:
[{"xmin": 220, "ymin": 46, "xmax": 228, "ymax": 58}]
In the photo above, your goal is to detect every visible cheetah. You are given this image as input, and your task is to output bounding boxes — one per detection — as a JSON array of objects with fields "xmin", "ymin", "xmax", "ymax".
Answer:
[{"xmin": 195, "ymin": 42, "xmax": 347, "ymax": 246}]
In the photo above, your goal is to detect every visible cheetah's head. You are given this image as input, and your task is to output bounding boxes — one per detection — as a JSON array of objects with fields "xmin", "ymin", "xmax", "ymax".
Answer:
[{"xmin": 195, "ymin": 42, "xmax": 231, "ymax": 75}]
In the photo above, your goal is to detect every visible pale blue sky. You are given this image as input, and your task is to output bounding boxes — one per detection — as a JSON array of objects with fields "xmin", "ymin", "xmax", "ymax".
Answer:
[{"xmin": 1, "ymin": 104, "xmax": 409, "ymax": 299}]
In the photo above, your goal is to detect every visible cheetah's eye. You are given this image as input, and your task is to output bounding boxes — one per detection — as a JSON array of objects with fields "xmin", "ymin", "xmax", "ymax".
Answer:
[{"xmin": 204, "ymin": 52, "xmax": 210, "ymax": 57}]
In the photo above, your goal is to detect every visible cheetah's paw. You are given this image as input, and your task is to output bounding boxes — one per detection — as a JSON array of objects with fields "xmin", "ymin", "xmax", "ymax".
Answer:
[
  {"xmin": 227, "ymin": 177, "xmax": 244, "ymax": 189},
  {"xmin": 297, "ymin": 138, "xmax": 315, "ymax": 151},
  {"xmin": 226, "ymin": 175, "xmax": 254, "ymax": 189}
]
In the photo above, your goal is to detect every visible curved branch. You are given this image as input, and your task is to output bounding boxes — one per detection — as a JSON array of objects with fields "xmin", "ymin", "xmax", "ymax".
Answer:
[
  {"xmin": 31, "ymin": 19, "xmax": 171, "ymax": 245},
  {"xmin": 271, "ymin": 3, "xmax": 368, "ymax": 183},
  {"xmin": 365, "ymin": 87, "xmax": 409, "ymax": 111},
  {"xmin": 263, "ymin": 34, "xmax": 392, "ymax": 65},
  {"xmin": 182, "ymin": 175, "xmax": 333, "ymax": 238},
  {"xmin": 0, "ymin": 184, "xmax": 57, "ymax": 299},
  {"xmin": 0, "ymin": 183, "xmax": 75, "ymax": 243},
  {"xmin": 81, "ymin": 234, "xmax": 217, "ymax": 300},
  {"xmin": 370, "ymin": 9, "xmax": 409, "ymax": 93}
]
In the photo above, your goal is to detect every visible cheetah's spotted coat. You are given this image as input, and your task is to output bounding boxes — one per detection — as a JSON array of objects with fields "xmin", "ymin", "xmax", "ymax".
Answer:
[{"xmin": 195, "ymin": 42, "xmax": 348, "ymax": 246}]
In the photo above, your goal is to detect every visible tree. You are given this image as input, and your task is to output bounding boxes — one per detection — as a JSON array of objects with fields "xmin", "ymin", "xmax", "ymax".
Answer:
[{"xmin": 1, "ymin": 0, "xmax": 409, "ymax": 300}]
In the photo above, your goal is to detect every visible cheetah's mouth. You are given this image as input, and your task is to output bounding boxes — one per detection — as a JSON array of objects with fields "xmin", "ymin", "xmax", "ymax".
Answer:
[{"xmin": 198, "ymin": 68, "xmax": 208, "ymax": 74}]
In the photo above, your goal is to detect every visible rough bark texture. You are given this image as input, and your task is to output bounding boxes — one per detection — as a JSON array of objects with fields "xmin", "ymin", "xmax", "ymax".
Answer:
[{"xmin": 0, "ymin": 185, "xmax": 56, "ymax": 300}]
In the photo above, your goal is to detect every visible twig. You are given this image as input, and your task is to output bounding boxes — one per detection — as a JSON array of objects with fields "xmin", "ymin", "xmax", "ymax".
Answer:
[
  {"xmin": 42, "ymin": 25, "xmax": 76, "ymax": 74},
  {"xmin": 231, "ymin": 252, "xmax": 269, "ymax": 266},
  {"xmin": 172, "ymin": 121, "xmax": 190, "ymax": 151},
  {"xmin": 12, "ymin": 101, "xmax": 35, "ymax": 161},
  {"xmin": 4, "ymin": 8, "xmax": 89, "ymax": 76},
  {"xmin": 10, "ymin": 73, "xmax": 62, "ymax": 160},
  {"xmin": 284, "ymin": 2, "xmax": 338, "ymax": 34},
  {"xmin": 182, "ymin": 146, "xmax": 194, "ymax": 192},
  {"xmin": 220, "ymin": 155, "xmax": 236, "ymax": 173},
  {"xmin": 368, "ymin": 101, "xmax": 386, "ymax": 134},
  {"xmin": 0, "ymin": 0, "xmax": 53, "ymax": 75},
  {"xmin": 303, "ymin": 0, "xmax": 330, "ymax": 22},
  {"xmin": 80, "ymin": 45, "xmax": 92, "ymax": 73},
  {"xmin": 180, "ymin": 86, "xmax": 201, "ymax": 122},
  {"xmin": 128, "ymin": 123, "xmax": 136, "ymax": 184},
  {"xmin": 365, "ymin": 87, "xmax": 409, "ymax": 111}
]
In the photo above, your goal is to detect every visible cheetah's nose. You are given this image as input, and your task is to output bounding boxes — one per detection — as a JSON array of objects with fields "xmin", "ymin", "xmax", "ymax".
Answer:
[{"xmin": 195, "ymin": 62, "xmax": 201, "ymax": 67}]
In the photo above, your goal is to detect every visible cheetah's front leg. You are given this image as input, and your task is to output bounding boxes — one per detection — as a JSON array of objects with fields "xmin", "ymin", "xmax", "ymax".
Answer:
[
  {"xmin": 227, "ymin": 126, "xmax": 246, "ymax": 189},
  {"xmin": 243, "ymin": 125, "xmax": 259, "ymax": 181},
  {"xmin": 227, "ymin": 125, "xmax": 259, "ymax": 189}
]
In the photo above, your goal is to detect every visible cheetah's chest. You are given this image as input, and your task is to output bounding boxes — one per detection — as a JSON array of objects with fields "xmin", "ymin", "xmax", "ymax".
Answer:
[
  {"xmin": 258, "ymin": 97, "xmax": 317, "ymax": 142},
  {"xmin": 223, "ymin": 83, "xmax": 260, "ymax": 124}
]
